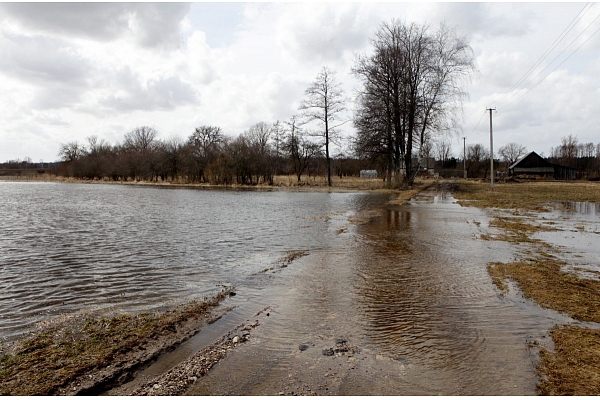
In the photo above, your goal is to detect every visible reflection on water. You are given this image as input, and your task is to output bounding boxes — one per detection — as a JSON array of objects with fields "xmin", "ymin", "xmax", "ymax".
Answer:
[
  {"xmin": 552, "ymin": 201, "xmax": 600, "ymax": 217},
  {"xmin": 186, "ymin": 188, "xmax": 570, "ymax": 396},
  {"xmin": 350, "ymin": 195, "xmax": 567, "ymax": 395},
  {"xmin": 0, "ymin": 182, "xmax": 375, "ymax": 340}
]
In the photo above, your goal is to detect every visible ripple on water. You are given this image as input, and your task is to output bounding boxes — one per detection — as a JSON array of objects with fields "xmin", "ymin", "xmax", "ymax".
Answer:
[{"xmin": 0, "ymin": 182, "xmax": 383, "ymax": 340}]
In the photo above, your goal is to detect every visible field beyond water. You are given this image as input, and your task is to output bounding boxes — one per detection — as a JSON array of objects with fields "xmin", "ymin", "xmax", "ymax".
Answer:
[
  {"xmin": 1, "ymin": 178, "xmax": 599, "ymax": 395},
  {"xmin": 454, "ymin": 179, "xmax": 600, "ymax": 395}
]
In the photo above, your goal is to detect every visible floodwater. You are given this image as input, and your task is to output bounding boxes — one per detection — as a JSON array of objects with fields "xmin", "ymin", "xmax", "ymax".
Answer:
[
  {"xmin": 0, "ymin": 182, "xmax": 378, "ymax": 340},
  {"xmin": 534, "ymin": 201, "xmax": 600, "ymax": 281},
  {"xmin": 0, "ymin": 181, "xmax": 580, "ymax": 395},
  {"xmin": 182, "ymin": 184, "xmax": 574, "ymax": 396}
]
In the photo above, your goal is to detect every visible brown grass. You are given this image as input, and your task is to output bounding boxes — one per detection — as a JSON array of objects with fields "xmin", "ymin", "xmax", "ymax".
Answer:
[
  {"xmin": 454, "ymin": 180, "xmax": 600, "ymax": 211},
  {"xmin": 487, "ymin": 258, "xmax": 600, "ymax": 323},
  {"xmin": 537, "ymin": 325, "xmax": 600, "ymax": 395},
  {"xmin": 476, "ymin": 181, "xmax": 600, "ymax": 395},
  {"xmin": 0, "ymin": 290, "xmax": 232, "ymax": 396},
  {"xmin": 481, "ymin": 216, "xmax": 554, "ymax": 244}
]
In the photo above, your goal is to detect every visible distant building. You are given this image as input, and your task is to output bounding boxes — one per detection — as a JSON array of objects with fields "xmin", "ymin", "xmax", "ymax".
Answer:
[
  {"xmin": 508, "ymin": 151, "xmax": 576, "ymax": 180},
  {"xmin": 360, "ymin": 170, "xmax": 378, "ymax": 178}
]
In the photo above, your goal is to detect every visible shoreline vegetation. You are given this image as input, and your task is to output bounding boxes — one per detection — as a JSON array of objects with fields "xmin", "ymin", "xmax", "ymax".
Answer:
[
  {"xmin": 454, "ymin": 179, "xmax": 600, "ymax": 395},
  {"xmin": 0, "ymin": 288, "xmax": 236, "ymax": 396},
  {"xmin": 2, "ymin": 178, "xmax": 599, "ymax": 395}
]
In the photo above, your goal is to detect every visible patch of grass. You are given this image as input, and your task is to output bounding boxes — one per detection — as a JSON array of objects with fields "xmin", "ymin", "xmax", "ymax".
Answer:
[
  {"xmin": 485, "ymin": 216, "xmax": 554, "ymax": 244},
  {"xmin": 537, "ymin": 325, "xmax": 600, "ymax": 395},
  {"xmin": 454, "ymin": 180, "xmax": 600, "ymax": 211},
  {"xmin": 487, "ymin": 259, "xmax": 600, "ymax": 323},
  {"xmin": 0, "ymin": 289, "xmax": 232, "ymax": 396}
]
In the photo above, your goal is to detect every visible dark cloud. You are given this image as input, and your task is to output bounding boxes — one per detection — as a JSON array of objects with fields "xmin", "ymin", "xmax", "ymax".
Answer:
[
  {"xmin": 98, "ymin": 68, "xmax": 198, "ymax": 113},
  {"xmin": 131, "ymin": 3, "xmax": 190, "ymax": 49},
  {"xmin": 0, "ymin": 3, "xmax": 190, "ymax": 48}
]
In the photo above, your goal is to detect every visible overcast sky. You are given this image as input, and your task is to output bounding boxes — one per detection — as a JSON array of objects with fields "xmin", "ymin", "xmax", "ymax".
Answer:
[{"xmin": 1, "ymin": 2, "xmax": 599, "ymax": 163}]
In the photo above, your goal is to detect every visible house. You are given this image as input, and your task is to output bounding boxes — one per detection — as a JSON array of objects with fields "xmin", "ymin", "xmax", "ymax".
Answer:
[{"xmin": 508, "ymin": 151, "xmax": 576, "ymax": 180}]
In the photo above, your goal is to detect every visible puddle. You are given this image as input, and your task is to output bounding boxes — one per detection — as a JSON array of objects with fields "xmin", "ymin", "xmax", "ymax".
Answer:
[{"xmin": 530, "ymin": 201, "xmax": 600, "ymax": 281}]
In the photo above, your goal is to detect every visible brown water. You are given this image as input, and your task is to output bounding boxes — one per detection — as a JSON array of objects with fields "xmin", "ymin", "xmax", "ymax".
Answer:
[
  {"xmin": 182, "ymin": 185, "xmax": 572, "ymax": 396},
  {"xmin": 2, "ymin": 181, "xmax": 581, "ymax": 394}
]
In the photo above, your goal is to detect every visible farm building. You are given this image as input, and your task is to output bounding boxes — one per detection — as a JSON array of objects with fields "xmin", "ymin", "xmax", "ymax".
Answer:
[{"xmin": 508, "ymin": 151, "xmax": 576, "ymax": 180}]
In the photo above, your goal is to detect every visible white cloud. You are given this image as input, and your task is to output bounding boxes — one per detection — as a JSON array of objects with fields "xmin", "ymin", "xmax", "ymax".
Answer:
[{"xmin": 1, "ymin": 2, "xmax": 600, "ymax": 163}]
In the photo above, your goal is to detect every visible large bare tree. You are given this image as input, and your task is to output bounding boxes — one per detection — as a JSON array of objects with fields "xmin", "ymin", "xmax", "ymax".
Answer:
[
  {"xmin": 353, "ymin": 20, "xmax": 475, "ymax": 186},
  {"xmin": 299, "ymin": 66, "xmax": 346, "ymax": 186}
]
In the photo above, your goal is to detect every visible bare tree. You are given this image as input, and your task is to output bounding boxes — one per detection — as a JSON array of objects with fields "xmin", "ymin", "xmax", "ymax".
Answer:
[
  {"xmin": 498, "ymin": 142, "xmax": 527, "ymax": 167},
  {"xmin": 283, "ymin": 116, "xmax": 321, "ymax": 182},
  {"xmin": 123, "ymin": 126, "xmax": 159, "ymax": 181},
  {"xmin": 353, "ymin": 20, "xmax": 475, "ymax": 186},
  {"xmin": 466, "ymin": 143, "xmax": 489, "ymax": 178},
  {"xmin": 188, "ymin": 126, "xmax": 224, "ymax": 182},
  {"xmin": 299, "ymin": 66, "xmax": 346, "ymax": 186},
  {"xmin": 435, "ymin": 138, "xmax": 453, "ymax": 168},
  {"xmin": 58, "ymin": 141, "xmax": 86, "ymax": 163},
  {"xmin": 245, "ymin": 122, "xmax": 274, "ymax": 184}
]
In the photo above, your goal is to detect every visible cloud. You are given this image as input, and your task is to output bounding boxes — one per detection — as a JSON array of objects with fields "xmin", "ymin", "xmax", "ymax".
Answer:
[
  {"xmin": 0, "ymin": 34, "xmax": 89, "ymax": 85},
  {"xmin": 97, "ymin": 67, "xmax": 198, "ymax": 113},
  {"xmin": 0, "ymin": 3, "xmax": 190, "ymax": 49}
]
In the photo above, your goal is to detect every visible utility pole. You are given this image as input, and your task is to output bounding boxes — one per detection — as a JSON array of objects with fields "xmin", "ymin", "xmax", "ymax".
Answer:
[
  {"xmin": 487, "ymin": 108, "xmax": 496, "ymax": 190},
  {"xmin": 463, "ymin": 137, "xmax": 467, "ymax": 179}
]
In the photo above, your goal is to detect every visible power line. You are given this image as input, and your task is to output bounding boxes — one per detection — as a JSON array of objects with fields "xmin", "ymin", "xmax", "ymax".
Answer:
[
  {"xmin": 466, "ymin": 109, "xmax": 487, "ymax": 138},
  {"xmin": 495, "ymin": 3, "xmax": 594, "ymax": 108},
  {"xmin": 499, "ymin": 10, "xmax": 600, "ymax": 109},
  {"xmin": 501, "ymin": 22, "xmax": 600, "ymax": 110}
]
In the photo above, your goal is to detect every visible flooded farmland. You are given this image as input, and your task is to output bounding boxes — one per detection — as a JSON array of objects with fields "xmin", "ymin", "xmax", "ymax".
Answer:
[{"xmin": 1, "ymin": 181, "xmax": 593, "ymax": 395}]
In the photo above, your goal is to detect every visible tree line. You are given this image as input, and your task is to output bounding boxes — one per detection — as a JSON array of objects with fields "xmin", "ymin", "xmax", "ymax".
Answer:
[{"xmin": 49, "ymin": 19, "xmax": 476, "ymax": 187}]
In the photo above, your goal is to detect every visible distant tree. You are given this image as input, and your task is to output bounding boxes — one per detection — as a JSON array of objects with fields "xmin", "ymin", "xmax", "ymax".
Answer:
[
  {"xmin": 123, "ymin": 126, "xmax": 159, "ymax": 181},
  {"xmin": 158, "ymin": 135, "xmax": 185, "ymax": 181},
  {"xmin": 299, "ymin": 66, "xmax": 346, "ymax": 186},
  {"xmin": 58, "ymin": 141, "xmax": 85, "ymax": 163},
  {"xmin": 466, "ymin": 143, "xmax": 489, "ymax": 178},
  {"xmin": 435, "ymin": 138, "xmax": 453, "ymax": 168},
  {"xmin": 283, "ymin": 116, "xmax": 321, "ymax": 182},
  {"xmin": 188, "ymin": 126, "xmax": 224, "ymax": 182},
  {"xmin": 498, "ymin": 142, "xmax": 527, "ymax": 167},
  {"xmin": 58, "ymin": 141, "xmax": 87, "ymax": 178},
  {"xmin": 245, "ymin": 122, "xmax": 274, "ymax": 184}
]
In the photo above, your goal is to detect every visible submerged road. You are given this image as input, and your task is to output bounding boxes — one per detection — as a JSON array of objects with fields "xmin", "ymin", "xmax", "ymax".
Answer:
[{"xmin": 181, "ymin": 183, "xmax": 567, "ymax": 395}]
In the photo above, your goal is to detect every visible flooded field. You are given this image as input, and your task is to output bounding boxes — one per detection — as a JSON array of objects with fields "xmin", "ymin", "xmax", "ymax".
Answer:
[
  {"xmin": 0, "ymin": 182, "xmax": 382, "ymax": 341},
  {"xmin": 2, "ymin": 181, "xmax": 596, "ymax": 395}
]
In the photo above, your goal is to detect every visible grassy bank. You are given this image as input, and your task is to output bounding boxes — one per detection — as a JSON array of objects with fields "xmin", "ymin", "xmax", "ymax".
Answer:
[
  {"xmin": 453, "ymin": 179, "xmax": 600, "ymax": 211},
  {"xmin": 0, "ymin": 289, "xmax": 233, "ymax": 396},
  {"xmin": 456, "ymin": 179, "xmax": 600, "ymax": 395}
]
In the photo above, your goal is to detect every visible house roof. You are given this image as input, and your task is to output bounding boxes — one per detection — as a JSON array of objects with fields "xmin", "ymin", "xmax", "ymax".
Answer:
[{"xmin": 508, "ymin": 151, "xmax": 552, "ymax": 170}]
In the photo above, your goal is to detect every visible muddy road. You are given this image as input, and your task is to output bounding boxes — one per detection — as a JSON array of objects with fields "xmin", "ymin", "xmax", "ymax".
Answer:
[{"xmin": 110, "ymin": 181, "xmax": 570, "ymax": 396}]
